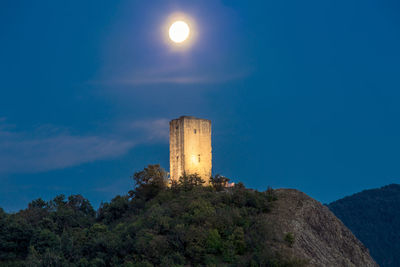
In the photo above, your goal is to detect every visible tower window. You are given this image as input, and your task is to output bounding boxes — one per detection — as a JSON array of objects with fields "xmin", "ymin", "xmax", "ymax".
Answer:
[
  {"xmin": 198, "ymin": 154, "xmax": 201, "ymax": 162},
  {"xmin": 176, "ymin": 156, "xmax": 179, "ymax": 160},
  {"xmin": 194, "ymin": 129, "xmax": 197, "ymax": 134}
]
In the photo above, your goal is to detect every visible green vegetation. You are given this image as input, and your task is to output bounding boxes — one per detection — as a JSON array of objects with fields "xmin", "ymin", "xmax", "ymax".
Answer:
[
  {"xmin": 0, "ymin": 165, "xmax": 306, "ymax": 266},
  {"xmin": 328, "ymin": 184, "xmax": 400, "ymax": 267},
  {"xmin": 283, "ymin": 233, "xmax": 294, "ymax": 248}
]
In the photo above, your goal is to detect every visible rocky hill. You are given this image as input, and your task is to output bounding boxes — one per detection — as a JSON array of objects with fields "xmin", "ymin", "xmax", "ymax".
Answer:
[
  {"xmin": 0, "ymin": 165, "xmax": 378, "ymax": 266},
  {"xmin": 328, "ymin": 184, "xmax": 400, "ymax": 267},
  {"xmin": 264, "ymin": 189, "xmax": 377, "ymax": 266}
]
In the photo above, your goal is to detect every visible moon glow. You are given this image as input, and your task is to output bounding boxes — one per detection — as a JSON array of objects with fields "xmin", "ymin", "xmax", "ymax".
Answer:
[{"xmin": 169, "ymin": 21, "xmax": 190, "ymax": 43}]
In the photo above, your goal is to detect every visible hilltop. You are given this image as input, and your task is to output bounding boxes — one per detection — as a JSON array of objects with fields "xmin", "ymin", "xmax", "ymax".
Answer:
[
  {"xmin": 328, "ymin": 184, "xmax": 400, "ymax": 267},
  {"xmin": 0, "ymin": 165, "xmax": 377, "ymax": 266}
]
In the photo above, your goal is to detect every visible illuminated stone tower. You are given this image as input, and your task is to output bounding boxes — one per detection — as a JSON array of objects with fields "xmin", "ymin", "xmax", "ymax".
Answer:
[{"xmin": 169, "ymin": 116, "xmax": 212, "ymax": 184}]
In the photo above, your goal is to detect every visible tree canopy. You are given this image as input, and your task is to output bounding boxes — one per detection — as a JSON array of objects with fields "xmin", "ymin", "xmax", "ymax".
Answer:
[
  {"xmin": 328, "ymin": 184, "xmax": 400, "ymax": 267},
  {"xmin": 0, "ymin": 164, "xmax": 305, "ymax": 266}
]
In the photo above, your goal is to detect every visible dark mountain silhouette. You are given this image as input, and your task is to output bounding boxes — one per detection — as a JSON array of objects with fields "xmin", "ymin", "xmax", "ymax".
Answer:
[{"xmin": 328, "ymin": 184, "xmax": 400, "ymax": 267}]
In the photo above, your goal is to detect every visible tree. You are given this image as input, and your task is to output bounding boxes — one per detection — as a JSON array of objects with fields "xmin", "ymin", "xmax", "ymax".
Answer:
[
  {"xmin": 97, "ymin": 195, "xmax": 130, "ymax": 223},
  {"xmin": 129, "ymin": 164, "xmax": 168, "ymax": 200},
  {"xmin": 67, "ymin": 195, "xmax": 95, "ymax": 217},
  {"xmin": 19, "ymin": 198, "xmax": 50, "ymax": 227},
  {"xmin": 32, "ymin": 229, "xmax": 60, "ymax": 254},
  {"xmin": 210, "ymin": 174, "xmax": 230, "ymax": 191},
  {"xmin": 177, "ymin": 173, "xmax": 205, "ymax": 191},
  {"xmin": 25, "ymin": 246, "xmax": 41, "ymax": 266},
  {"xmin": 0, "ymin": 215, "xmax": 33, "ymax": 261}
]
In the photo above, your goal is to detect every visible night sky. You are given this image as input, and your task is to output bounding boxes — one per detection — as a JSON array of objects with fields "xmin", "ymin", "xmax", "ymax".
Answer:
[{"xmin": 1, "ymin": 0, "xmax": 400, "ymax": 211}]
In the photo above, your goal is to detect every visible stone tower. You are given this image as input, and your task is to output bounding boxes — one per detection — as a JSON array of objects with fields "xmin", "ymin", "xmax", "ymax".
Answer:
[{"xmin": 169, "ymin": 116, "xmax": 212, "ymax": 184}]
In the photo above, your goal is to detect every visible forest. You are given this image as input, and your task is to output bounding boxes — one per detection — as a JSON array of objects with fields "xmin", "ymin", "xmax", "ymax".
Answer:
[
  {"xmin": 0, "ymin": 165, "xmax": 306, "ymax": 266},
  {"xmin": 328, "ymin": 184, "xmax": 400, "ymax": 267}
]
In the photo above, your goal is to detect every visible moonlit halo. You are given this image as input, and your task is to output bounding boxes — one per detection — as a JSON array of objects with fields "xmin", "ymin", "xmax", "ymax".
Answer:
[
  {"xmin": 169, "ymin": 21, "xmax": 190, "ymax": 43},
  {"xmin": 163, "ymin": 13, "xmax": 197, "ymax": 50}
]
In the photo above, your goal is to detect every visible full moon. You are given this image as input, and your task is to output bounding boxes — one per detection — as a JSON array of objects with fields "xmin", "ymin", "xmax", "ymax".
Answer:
[{"xmin": 169, "ymin": 21, "xmax": 190, "ymax": 43}]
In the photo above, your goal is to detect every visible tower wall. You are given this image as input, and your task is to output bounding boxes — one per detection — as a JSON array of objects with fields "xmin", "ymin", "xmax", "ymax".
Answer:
[{"xmin": 169, "ymin": 116, "xmax": 212, "ymax": 184}]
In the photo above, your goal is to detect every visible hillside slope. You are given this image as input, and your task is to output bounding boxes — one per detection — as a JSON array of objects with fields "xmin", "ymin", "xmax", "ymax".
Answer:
[
  {"xmin": 267, "ymin": 189, "xmax": 377, "ymax": 267},
  {"xmin": 0, "ymin": 165, "xmax": 378, "ymax": 266},
  {"xmin": 328, "ymin": 184, "xmax": 400, "ymax": 267},
  {"xmin": 0, "ymin": 189, "xmax": 378, "ymax": 266}
]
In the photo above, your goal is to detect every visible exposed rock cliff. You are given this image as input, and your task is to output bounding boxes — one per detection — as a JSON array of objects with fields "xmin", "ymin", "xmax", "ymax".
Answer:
[{"xmin": 267, "ymin": 189, "xmax": 378, "ymax": 267}]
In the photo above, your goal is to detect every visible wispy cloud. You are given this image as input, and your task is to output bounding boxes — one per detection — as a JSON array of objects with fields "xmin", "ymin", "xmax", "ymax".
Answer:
[
  {"xmin": 0, "ymin": 129, "xmax": 134, "ymax": 174},
  {"xmin": 90, "ymin": 66, "xmax": 251, "ymax": 87},
  {"xmin": 125, "ymin": 119, "xmax": 169, "ymax": 141},
  {"xmin": 113, "ymin": 72, "xmax": 249, "ymax": 86},
  {"xmin": 0, "ymin": 118, "xmax": 168, "ymax": 174}
]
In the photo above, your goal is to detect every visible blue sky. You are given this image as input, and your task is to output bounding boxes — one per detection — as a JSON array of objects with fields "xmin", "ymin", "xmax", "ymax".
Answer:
[{"xmin": 1, "ymin": 0, "xmax": 400, "ymax": 211}]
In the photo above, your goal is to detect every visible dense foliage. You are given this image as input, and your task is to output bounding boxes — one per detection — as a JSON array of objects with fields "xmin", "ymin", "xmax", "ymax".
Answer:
[
  {"xmin": 328, "ymin": 184, "xmax": 400, "ymax": 267},
  {"xmin": 0, "ymin": 165, "xmax": 305, "ymax": 266}
]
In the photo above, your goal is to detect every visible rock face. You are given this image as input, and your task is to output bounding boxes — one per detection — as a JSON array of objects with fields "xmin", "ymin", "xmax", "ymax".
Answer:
[{"xmin": 268, "ymin": 189, "xmax": 378, "ymax": 267}]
